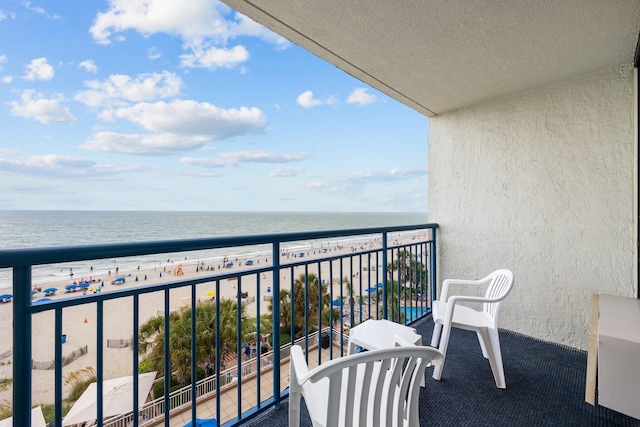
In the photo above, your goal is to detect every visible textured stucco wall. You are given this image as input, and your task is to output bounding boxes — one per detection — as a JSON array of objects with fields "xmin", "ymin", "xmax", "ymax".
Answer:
[{"xmin": 428, "ymin": 64, "xmax": 636, "ymax": 350}]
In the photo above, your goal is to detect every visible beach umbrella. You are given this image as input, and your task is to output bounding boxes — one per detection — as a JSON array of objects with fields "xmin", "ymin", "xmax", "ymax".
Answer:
[
  {"xmin": 331, "ymin": 299, "xmax": 344, "ymax": 307},
  {"xmin": 365, "ymin": 287, "xmax": 377, "ymax": 293},
  {"xmin": 34, "ymin": 298, "xmax": 52, "ymax": 304},
  {"xmin": 183, "ymin": 419, "xmax": 217, "ymax": 427},
  {"xmin": 206, "ymin": 291, "xmax": 216, "ymax": 298},
  {"xmin": 226, "ymin": 262, "xmax": 233, "ymax": 268},
  {"xmin": 0, "ymin": 294, "xmax": 12, "ymax": 303},
  {"xmin": 0, "ymin": 406, "xmax": 46, "ymax": 427},
  {"xmin": 65, "ymin": 284, "xmax": 77, "ymax": 291},
  {"xmin": 246, "ymin": 259, "xmax": 254, "ymax": 265},
  {"xmin": 62, "ymin": 372, "xmax": 156, "ymax": 426},
  {"xmin": 44, "ymin": 287, "xmax": 57, "ymax": 295},
  {"xmin": 77, "ymin": 283, "xmax": 90, "ymax": 289}
]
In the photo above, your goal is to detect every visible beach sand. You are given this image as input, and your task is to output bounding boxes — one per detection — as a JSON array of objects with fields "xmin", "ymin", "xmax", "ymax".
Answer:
[{"xmin": 0, "ymin": 232, "xmax": 428, "ymax": 405}]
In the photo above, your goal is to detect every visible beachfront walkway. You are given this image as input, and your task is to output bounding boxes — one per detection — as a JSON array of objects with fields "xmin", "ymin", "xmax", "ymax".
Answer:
[{"xmin": 166, "ymin": 345, "xmax": 335, "ymax": 427}]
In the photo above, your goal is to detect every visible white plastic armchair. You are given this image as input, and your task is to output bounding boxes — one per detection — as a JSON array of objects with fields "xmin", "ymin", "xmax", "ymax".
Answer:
[
  {"xmin": 289, "ymin": 335, "xmax": 443, "ymax": 427},
  {"xmin": 430, "ymin": 269, "xmax": 514, "ymax": 389}
]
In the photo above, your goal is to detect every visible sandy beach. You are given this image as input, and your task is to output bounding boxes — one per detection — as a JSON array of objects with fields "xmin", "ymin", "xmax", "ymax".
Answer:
[{"xmin": 0, "ymin": 231, "xmax": 428, "ymax": 405}]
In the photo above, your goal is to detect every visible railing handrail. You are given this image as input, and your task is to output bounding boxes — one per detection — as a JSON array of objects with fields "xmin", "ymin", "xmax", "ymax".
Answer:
[{"xmin": 0, "ymin": 223, "xmax": 438, "ymax": 268}]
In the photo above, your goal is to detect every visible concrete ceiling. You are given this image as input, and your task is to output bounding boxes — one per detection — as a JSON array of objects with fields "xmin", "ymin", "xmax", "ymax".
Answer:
[{"xmin": 221, "ymin": 0, "xmax": 640, "ymax": 117}]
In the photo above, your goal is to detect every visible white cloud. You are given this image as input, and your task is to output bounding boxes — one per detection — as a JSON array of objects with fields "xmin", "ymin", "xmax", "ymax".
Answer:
[
  {"xmin": 0, "ymin": 154, "xmax": 116, "ymax": 177},
  {"xmin": 90, "ymin": 0, "xmax": 289, "ymax": 48},
  {"xmin": 100, "ymin": 99, "xmax": 267, "ymax": 140},
  {"xmin": 9, "ymin": 90, "xmax": 76, "ymax": 124},
  {"xmin": 305, "ymin": 181, "xmax": 346, "ymax": 194},
  {"xmin": 339, "ymin": 167, "xmax": 427, "ymax": 183},
  {"xmin": 270, "ymin": 166, "xmax": 302, "ymax": 177},
  {"xmin": 347, "ymin": 88, "xmax": 377, "ymax": 105},
  {"xmin": 79, "ymin": 60, "xmax": 97, "ymax": 73},
  {"xmin": 1, "ymin": 75, "xmax": 13, "ymax": 84},
  {"xmin": 182, "ymin": 150, "xmax": 309, "ymax": 168},
  {"xmin": 23, "ymin": 57, "xmax": 54, "ymax": 81},
  {"xmin": 305, "ymin": 167, "xmax": 427, "ymax": 195},
  {"xmin": 148, "ymin": 47, "xmax": 162, "ymax": 60},
  {"xmin": 180, "ymin": 44, "xmax": 249, "ymax": 70},
  {"xmin": 296, "ymin": 90, "xmax": 336, "ymax": 108},
  {"xmin": 74, "ymin": 71, "xmax": 182, "ymax": 107},
  {"xmin": 23, "ymin": 2, "xmax": 45, "ymax": 14},
  {"xmin": 0, "ymin": 9, "xmax": 16, "ymax": 20},
  {"xmin": 224, "ymin": 13, "xmax": 290, "ymax": 49},
  {"xmin": 0, "ymin": 54, "xmax": 6, "ymax": 70},
  {"xmin": 81, "ymin": 132, "xmax": 205, "ymax": 155}
]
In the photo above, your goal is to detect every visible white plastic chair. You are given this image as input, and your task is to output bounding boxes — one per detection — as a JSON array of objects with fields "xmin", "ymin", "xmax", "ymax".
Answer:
[
  {"xmin": 430, "ymin": 269, "xmax": 514, "ymax": 389},
  {"xmin": 289, "ymin": 335, "xmax": 443, "ymax": 427}
]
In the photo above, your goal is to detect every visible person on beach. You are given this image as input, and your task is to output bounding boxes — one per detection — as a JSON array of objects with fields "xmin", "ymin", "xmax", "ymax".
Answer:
[{"xmin": 243, "ymin": 343, "xmax": 250, "ymax": 360}]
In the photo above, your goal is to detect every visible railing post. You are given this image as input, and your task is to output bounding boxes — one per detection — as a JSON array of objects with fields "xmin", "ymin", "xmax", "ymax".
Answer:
[
  {"xmin": 272, "ymin": 242, "xmax": 281, "ymax": 408},
  {"xmin": 382, "ymin": 232, "xmax": 388, "ymax": 320},
  {"xmin": 13, "ymin": 265, "xmax": 32, "ymax": 427},
  {"xmin": 430, "ymin": 227, "xmax": 437, "ymax": 305}
]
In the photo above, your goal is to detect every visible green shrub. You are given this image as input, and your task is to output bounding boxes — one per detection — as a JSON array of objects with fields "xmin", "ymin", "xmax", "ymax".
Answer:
[
  {"xmin": 64, "ymin": 367, "xmax": 96, "ymax": 402},
  {"xmin": 40, "ymin": 402, "xmax": 72, "ymax": 423}
]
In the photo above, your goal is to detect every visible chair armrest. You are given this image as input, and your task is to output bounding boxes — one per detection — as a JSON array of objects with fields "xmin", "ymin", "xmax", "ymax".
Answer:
[
  {"xmin": 447, "ymin": 293, "xmax": 508, "ymax": 305},
  {"xmin": 290, "ymin": 345, "xmax": 311, "ymax": 385},
  {"xmin": 440, "ymin": 276, "xmax": 491, "ymax": 301}
]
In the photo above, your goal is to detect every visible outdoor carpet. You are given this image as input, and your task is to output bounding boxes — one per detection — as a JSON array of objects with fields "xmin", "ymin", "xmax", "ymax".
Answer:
[{"xmin": 243, "ymin": 317, "xmax": 640, "ymax": 426}]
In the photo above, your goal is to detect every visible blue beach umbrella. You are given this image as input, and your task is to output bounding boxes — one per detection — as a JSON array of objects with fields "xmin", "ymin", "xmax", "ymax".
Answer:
[
  {"xmin": 77, "ymin": 283, "xmax": 90, "ymax": 289},
  {"xmin": 34, "ymin": 298, "xmax": 51, "ymax": 304},
  {"xmin": 365, "ymin": 286, "xmax": 377, "ymax": 294},
  {"xmin": 183, "ymin": 419, "xmax": 217, "ymax": 427},
  {"xmin": 246, "ymin": 260, "xmax": 254, "ymax": 265},
  {"xmin": 44, "ymin": 287, "xmax": 57, "ymax": 295},
  {"xmin": 331, "ymin": 299, "xmax": 344, "ymax": 307},
  {"xmin": 0, "ymin": 294, "xmax": 12, "ymax": 303}
]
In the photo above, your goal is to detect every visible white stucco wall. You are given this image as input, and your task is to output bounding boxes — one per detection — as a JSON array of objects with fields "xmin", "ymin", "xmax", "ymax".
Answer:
[{"xmin": 428, "ymin": 63, "xmax": 637, "ymax": 350}]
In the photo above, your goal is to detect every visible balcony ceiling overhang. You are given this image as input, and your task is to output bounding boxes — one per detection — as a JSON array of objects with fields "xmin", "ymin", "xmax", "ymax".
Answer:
[{"xmin": 221, "ymin": 0, "xmax": 640, "ymax": 117}]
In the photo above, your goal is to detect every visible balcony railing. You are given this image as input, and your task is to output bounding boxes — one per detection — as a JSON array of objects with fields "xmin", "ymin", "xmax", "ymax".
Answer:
[{"xmin": 0, "ymin": 223, "xmax": 437, "ymax": 426}]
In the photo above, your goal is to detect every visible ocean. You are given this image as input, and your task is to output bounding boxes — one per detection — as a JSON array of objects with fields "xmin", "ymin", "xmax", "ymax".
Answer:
[{"xmin": 0, "ymin": 210, "xmax": 427, "ymax": 289}]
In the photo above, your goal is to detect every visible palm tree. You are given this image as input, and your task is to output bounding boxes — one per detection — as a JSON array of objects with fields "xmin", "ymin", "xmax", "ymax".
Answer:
[
  {"xmin": 268, "ymin": 288, "xmax": 292, "ymax": 332},
  {"xmin": 270, "ymin": 273, "xmax": 334, "ymax": 340},
  {"xmin": 389, "ymin": 249, "xmax": 427, "ymax": 297},
  {"xmin": 138, "ymin": 300, "xmax": 248, "ymax": 385},
  {"xmin": 293, "ymin": 273, "xmax": 335, "ymax": 335}
]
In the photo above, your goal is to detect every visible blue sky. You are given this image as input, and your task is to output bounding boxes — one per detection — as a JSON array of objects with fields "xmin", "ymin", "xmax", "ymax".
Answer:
[{"xmin": 0, "ymin": 0, "xmax": 428, "ymax": 212}]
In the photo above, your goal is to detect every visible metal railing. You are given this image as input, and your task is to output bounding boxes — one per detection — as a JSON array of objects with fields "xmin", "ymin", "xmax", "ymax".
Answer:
[
  {"xmin": 0, "ymin": 223, "xmax": 437, "ymax": 427},
  {"xmin": 102, "ymin": 328, "xmax": 342, "ymax": 427}
]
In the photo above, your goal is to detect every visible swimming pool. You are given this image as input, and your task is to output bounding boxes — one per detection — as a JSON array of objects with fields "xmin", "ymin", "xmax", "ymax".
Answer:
[{"xmin": 399, "ymin": 306, "xmax": 427, "ymax": 322}]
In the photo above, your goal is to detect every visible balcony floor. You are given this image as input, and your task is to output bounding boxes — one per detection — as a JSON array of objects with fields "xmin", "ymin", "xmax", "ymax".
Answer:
[{"xmin": 240, "ymin": 317, "xmax": 640, "ymax": 427}]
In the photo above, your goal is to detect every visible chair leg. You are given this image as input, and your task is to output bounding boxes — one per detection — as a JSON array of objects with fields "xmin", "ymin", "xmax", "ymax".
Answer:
[
  {"xmin": 430, "ymin": 322, "xmax": 442, "ymax": 347},
  {"xmin": 477, "ymin": 328, "xmax": 506, "ymax": 389},
  {"xmin": 476, "ymin": 331, "xmax": 488, "ymax": 358},
  {"xmin": 288, "ymin": 387, "xmax": 301, "ymax": 427},
  {"xmin": 432, "ymin": 323, "xmax": 451, "ymax": 381}
]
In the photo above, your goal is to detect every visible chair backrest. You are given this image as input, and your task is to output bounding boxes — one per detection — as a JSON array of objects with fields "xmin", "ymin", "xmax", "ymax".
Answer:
[
  {"xmin": 303, "ymin": 345, "xmax": 442, "ymax": 427},
  {"xmin": 482, "ymin": 269, "xmax": 514, "ymax": 320}
]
